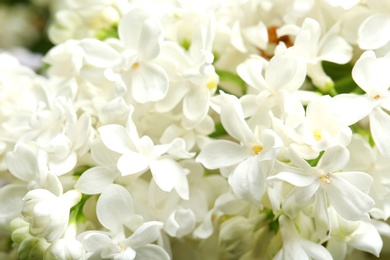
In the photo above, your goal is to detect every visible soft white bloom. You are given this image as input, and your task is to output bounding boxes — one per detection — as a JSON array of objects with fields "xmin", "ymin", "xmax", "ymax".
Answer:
[
  {"xmin": 79, "ymin": 184, "xmax": 168, "ymax": 260},
  {"xmin": 275, "ymin": 215, "xmax": 332, "ymax": 260},
  {"xmin": 268, "ymin": 145, "xmax": 375, "ymax": 221},
  {"xmin": 278, "ymin": 17, "xmax": 352, "ymax": 88},
  {"xmin": 22, "ymin": 189, "xmax": 81, "ymax": 242},
  {"xmin": 326, "ymin": 206, "xmax": 383, "ymax": 259},
  {"xmin": 155, "ymin": 13, "xmax": 219, "ymax": 128},
  {"xmin": 80, "ymin": 221, "xmax": 169, "ymax": 260},
  {"xmin": 236, "ymin": 49, "xmax": 307, "ymax": 126},
  {"xmin": 357, "ymin": 0, "xmax": 390, "ymax": 50},
  {"xmin": 98, "ymin": 106, "xmax": 194, "ymax": 200},
  {"xmin": 197, "ymin": 92, "xmax": 282, "ymax": 207},
  {"xmin": 332, "ymin": 50, "xmax": 390, "ymax": 157},
  {"xmin": 80, "ymin": 8, "xmax": 169, "ymax": 103},
  {"xmin": 345, "ymin": 134, "xmax": 390, "ymax": 220},
  {"xmin": 286, "ymin": 95, "xmax": 352, "ymax": 159}
]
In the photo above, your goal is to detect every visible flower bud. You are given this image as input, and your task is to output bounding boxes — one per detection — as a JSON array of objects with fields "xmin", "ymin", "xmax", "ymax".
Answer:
[{"xmin": 22, "ymin": 189, "xmax": 81, "ymax": 242}]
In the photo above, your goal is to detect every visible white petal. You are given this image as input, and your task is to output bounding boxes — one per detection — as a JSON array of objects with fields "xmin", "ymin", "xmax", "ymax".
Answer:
[
  {"xmin": 294, "ymin": 181, "xmax": 320, "ymax": 204},
  {"xmin": 98, "ymin": 125, "xmax": 133, "ymax": 154},
  {"xmin": 317, "ymin": 145, "xmax": 349, "ymax": 173},
  {"xmin": 183, "ymin": 87, "xmax": 209, "ymax": 122},
  {"xmin": 294, "ymin": 18, "xmax": 321, "ymax": 60},
  {"xmin": 6, "ymin": 143, "xmax": 38, "ymax": 181},
  {"xmin": 137, "ymin": 18, "xmax": 163, "ymax": 61},
  {"xmin": 119, "ymin": 8, "xmax": 149, "ymax": 51},
  {"xmin": 74, "ymin": 166, "xmax": 117, "ymax": 194},
  {"xmin": 117, "ymin": 152, "xmax": 150, "ymax": 176},
  {"xmin": 220, "ymin": 92, "xmax": 256, "ymax": 144},
  {"xmin": 164, "ymin": 209, "xmax": 196, "ymax": 237},
  {"xmin": 236, "ymin": 56, "xmax": 266, "ymax": 90},
  {"xmin": 134, "ymin": 244, "xmax": 170, "ymax": 260},
  {"xmin": 125, "ymin": 221, "xmax": 163, "ymax": 248},
  {"xmin": 150, "ymin": 158, "xmax": 189, "ymax": 200},
  {"xmin": 301, "ymin": 239, "xmax": 333, "ymax": 260},
  {"xmin": 96, "ymin": 184, "xmax": 134, "ymax": 232},
  {"xmin": 318, "ymin": 34, "xmax": 352, "ymax": 64},
  {"xmin": 352, "ymin": 50, "xmax": 390, "ymax": 93},
  {"xmin": 370, "ymin": 108, "xmax": 390, "ymax": 157},
  {"xmin": 82, "ymin": 232, "xmax": 112, "ymax": 252},
  {"xmin": 79, "ymin": 39, "xmax": 120, "ymax": 67},
  {"xmin": 0, "ymin": 184, "xmax": 27, "ymax": 219},
  {"xmin": 268, "ymin": 171, "xmax": 317, "ymax": 187},
  {"xmin": 127, "ymin": 63, "xmax": 168, "ymax": 103},
  {"xmin": 322, "ymin": 175, "xmax": 374, "ymax": 221},
  {"xmin": 326, "ymin": 238, "xmax": 347, "ymax": 260},
  {"xmin": 228, "ymin": 156, "xmax": 268, "ymax": 207},
  {"xmin": 265, "ymin": 49, "xmax": 306, "ymax": 92},
  {"xmin": 91, "ymin": 139, "xmax": 120, "ymax": 167},
  {"xmin": 331, "ymin": 94, "xmax": 375, "ymax": 125},
  {"xmin": 358, "ymin": 14, "xmax": 390, "ymax": 50},
  {"xmin": 196, "ymin": 140, "xmax": 248, "ymax": 169},
  {"xmin": 349, "ymin": 222, "xmax": 382, "ymax": 257},
  {"xmin": 335, "ymin": 171, "xmax": 373, "ymax": 194}
]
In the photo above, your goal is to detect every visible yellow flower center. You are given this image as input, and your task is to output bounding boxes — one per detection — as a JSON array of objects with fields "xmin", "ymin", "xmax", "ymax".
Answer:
[
  {"xmin": 313, "ymin": 129, "xmax": 322, "ymax": 141},
  {"xmin": 320, "ymin": 173, "xmax": 331, "ymax": 184},
  {"xmin": 207, "ymin": 80, "xmax": 217, "ymax": 90},
  {"xmin": 252, "ymin": 145, "xmax": 264, "ymax": 155},
  {"xmin": 131, "ymin": 62, "xmax": 140, "ymax": 70}
]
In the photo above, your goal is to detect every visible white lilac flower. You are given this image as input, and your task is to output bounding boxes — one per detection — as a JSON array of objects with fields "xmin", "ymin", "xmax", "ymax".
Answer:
[
  {"xmin": 22, "ymin": 189, "xmax": 81, "ymax": 243},
  {"xmin": 285, "ymin": 95, "xmax": 352, "ymax": 159},
  {"xmin": 278, "ymin": 17, "xmax": 353, "ymax": 89},
  {"xmin": 345, "ymin": 134, "xmax": 390, "ymax": 220},
  {"xmin": 98, "ymin": 106, "xmax": 194, "ymax": 200},
  {"xmin": 326, "ymin": 206, "xmax": 383, "ymax": 259},
  {"xmin": 80, "ymin": 8, "xmax": 169, "ymax": 103},
  {"xmin": 332, "ymin": 50, "xmax": 390, "ymax": 157},
  {"xmin": 236, "ymin": 48, "xmax": 307, "ymax": 127},
  {"xmin": 197, "ymin": 92, "xmax": 282, "ymax": 208},
  {"xmin": 78, "ymin": 184, "xmax": 169, "ymax": 260},
  {"xmin": 268, "ymin": 145, "xmax": 375, "ymax": 222},
  {"xmin": 357, "ymin": 0, "xmax": 390, "ymax": 50},
  {"xmin": 275, "ymin": 215, "xmax": 333, "ymax": 260}
]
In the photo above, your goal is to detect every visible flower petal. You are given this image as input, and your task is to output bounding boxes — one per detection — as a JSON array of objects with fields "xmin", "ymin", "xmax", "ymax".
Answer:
[
  {"xmin": 117, "ymin": 152, "xmax": 150, "ymax": 176},
  {"xmin": 265, "ymin": 49, "xmax": 306, "ymax": 92},
  {"xmin": 126, "ymin": 62, "xmax": 168, "ymax": 103},
  {"xmin": 228, "ymin": 156, "xmax": 270, "ymax": 207},
  {"xmin": 74, "ymin": 166, "xmax": 117, "ymax": 194},
  {"xmin": 119, "ymin": 9, "xmax": 149, "ymax": 51},
  {"xmin": 150, "ymin": 158, "xmax": 189, "ymax": 200},
  {"xmin": 331, "ymin": 94, "xmax": 375, "ymax": 126},
  {"xmin": 352, "ymin": 50, "xmax": 390, "ymax": 93},
  {"xmin": 183, "ymin": 87, "xmax": 209, "ymax": 122},
  {"xmin": 137, "ymin": 17, "xmax": 163, "ymax": 61},
  {"xmin": 370, "ymin": 107, "xmax": 390, "ymax": 157},
  {"xmin": 358, "ymin": 14, "xmax": 390, "ymax": 50},
  {"xmin": 220, "ymin": 92, "xmax": 257, "ymax": 144},
  {"xmin": 79, "ymin": 39, "xmax": 120, "ymax": 68},
  {"xmin": 318, "ymin": 34, "xmax": 352, "ymax": 64},
  {"xmin": 6, "ymin": 143, "xmax": 38, "ymax": 182},
  {"xmin": 98, "ymin": 124, "xmax": 133, "ymax": 154},
  {"xmin": 268, "ymin": 171, "xmax": 317, "ymax": 187},
  {"xmin": 322, "ymin": 175, "xmax": 374, "ymax": 221},
  {"xmin": 317, "ymin": 145, "xmax": 349, "ymax": 173},
  {"xmin": 96, "ymin": 184, "xmax": 134, "ymax": 232},
  {"xmin": 125, "ymin": 221, "xmax": 163, "ymax": 248},
  {"xmin": 133, "ymin": 244, "xmax": 170, "ymax": 260},
  {"xmin": 196, "ymin": 140, "xmax": 248, "ymax": 169},
  {"xmin": 236, "ymin": 55, "xmax": 266, "ymax": 90}
]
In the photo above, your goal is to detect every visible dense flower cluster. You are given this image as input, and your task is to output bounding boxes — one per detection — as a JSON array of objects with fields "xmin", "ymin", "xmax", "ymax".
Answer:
[{"xmin": 1, "ymin": 0, "xmax": 390, "ymax": 259}]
